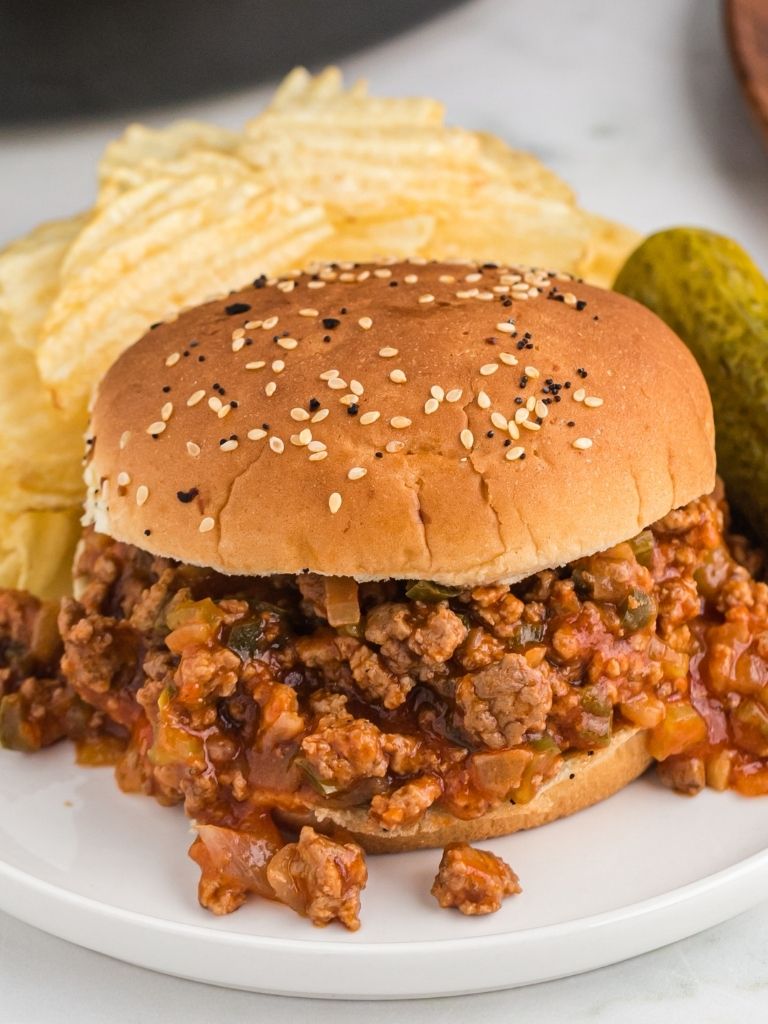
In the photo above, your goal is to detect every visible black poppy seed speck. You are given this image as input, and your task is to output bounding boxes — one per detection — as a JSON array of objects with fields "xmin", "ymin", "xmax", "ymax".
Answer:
[{"xmin": 225, "ymin": 302, "xmax": 251, "ymax": 316}]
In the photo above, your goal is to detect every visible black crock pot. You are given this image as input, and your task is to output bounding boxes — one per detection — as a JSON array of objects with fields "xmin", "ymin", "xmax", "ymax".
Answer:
[{"xmin": 0, "ymin": 0, "xmax": 465, "ymax": 122}]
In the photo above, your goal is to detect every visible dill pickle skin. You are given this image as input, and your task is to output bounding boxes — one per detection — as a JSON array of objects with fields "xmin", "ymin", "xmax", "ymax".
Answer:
[{"xmin": 614, "ymin": 228, "xmax": 768, "ymax": 543}]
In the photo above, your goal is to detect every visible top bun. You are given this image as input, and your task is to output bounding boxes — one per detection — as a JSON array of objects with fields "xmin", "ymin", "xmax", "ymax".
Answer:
[{"xmin": 85, "ymin": 260, "xmax": 715, "ymax": 584}]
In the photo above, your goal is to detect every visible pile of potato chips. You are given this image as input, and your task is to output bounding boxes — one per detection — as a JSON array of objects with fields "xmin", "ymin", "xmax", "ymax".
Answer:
[{"xmin": 0, "ymin": 67, "xmax": 639, "ymax": 597}]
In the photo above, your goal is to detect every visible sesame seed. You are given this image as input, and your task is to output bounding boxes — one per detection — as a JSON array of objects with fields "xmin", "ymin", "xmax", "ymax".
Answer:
[
  {"xmin": 498, "ymin": 352, "xmax": 518, "ymax": 366},
  {"xmin": 350, "ymin": 379, "xmax": 364, "ymax": 396},
  {"xmin": 476, "ymin": 291, "xmax": 495, "ymax": 301},
  {"xmin": 373, "ymin": 268, "xmax": 392, "ymax": 279},
  {"xmin": 339, "ymin": 272, "xmax": 355, "ymax": 283},
  {"xmin": 298, "ymin": 428, "xmax": 312, "ymax": 445},
  {"xmin": 245, "ymin": 361, "xmax": 266, "ymax": 370},
  {"xmin": 272, "ymin": 359, "xmax": 285, "ymax": 373},
  {"xmin": 308, "ymin": 451, "xmax": 328, "ymax": 461},
  {"xmin": 385, "ymin": 440, "xmax": 405, "ymax": 453},
  {"xmin": 493, "ymin": 285, "xmax": 510, "ymax": 294},
  {"xmin": 268, "ymin": 436, "xmax": 285, "ymax": 453},
  {"xmin": 573, "ymin": 437, "xmax": 593, "ymax": 450},
  {"xmin": 187, "ymin": 441, "xmax": 201, "ymax": 456},
  {"xmin": 389, "ymin": 369, "xmax": 407, "ymax": 384},
  {"xmin": 455, "ymin": 289, "xmax": 477, "ymax": 299},
  {"xmin": 136, "ymin": 485, "xmax": 149, "ymax": 506},
  {"xmin": 563, "ymin": 292, "xmax": 578, "ymax": 307},
  {"xmin": 208, "ymin": 396, "xmax": 222, "ymax": 412},
  {"xmin": 265, "ymin": 382, "xmax": 277, "ymax": 397},
  {"xmin": 187, "ymin": 390, "xmax": 206, "ymax": 407},
  {"xmin": 446, "ymin": 388, "xmax": 463, "ymax": 403},
  {"xmin": 514, "ymin": 408, "xmax": 529, "ymax": 424},
  {"xmin": 477, "ymin": 391, "xmax": 491, "ymax": 409},
  {"xmin": 311, "ymin": 408, "xmax": 330, "ymax": 423},
  {"xmin": 161, "ymin": 402, "xmax": 173, "ymax": 421},
  {"xmin": 390, "ymin": 416, "xmax": 412, "ymax": 429},
  {"xmin": 358, "ymin": 316, "xmax": 373, "ymax": 330},
  {"xmin": 418, "ymin": 293, "xmax": 435, "ymax": 304},
  {"xmin": 247, "ymin": 428, "xmax": 267, "ymax": 441},
  {"xmin": 165, "ymin": 352, "xmax": 180, "ymax": 367},
  {"xmin": 506, "ymin": 446, "xmax": 525, "ymax": 461},
  {"xmin": 291, "ymin": 408, "xmax": 310, "ymax": 421},
  {"xmin": 307, "ymin": 280, "xmax": 326, "ymax": 289},
  {"xmin": 277, "ymin": 337, "xmax": 298, "ymax": 350},
  {"xmin": 480, "ymin": 363, "xmax": 499, "ymax": 376},
  {"xmin": 347, "ymin": 467, "xmax": 367, "ymax": 481},
  {"xmin": 431, "ymin": 385, "xmax": 445, "ymax": 402},
  {"xmin": 524, "ymin": 366, "xmax": 540, "ymax": 379},
  {"xmin": 521, "ymin": 420, "xmax": 541, "ymax": 431},
  {"xmin": 584, "ymin": 396, "xmax": 604, "ymax": 408},
  {"xmin": 119, "ymin": 431, "xmax": 131, "ymax": 449},
  {"xmin": 307, "ymin": 440, "xmax": 327, "ymax": 453},
  {"xmin": 117, "ymin": 471, "xmax": 131, "ymax": 486},
  {"xmin": 507, "ymin": 421, "xmax": 520, "ymax": 440},
  {"xmin": 277, "ymin": 280, "xmax": 295, "ymax": 293},
  {"xmin": 535, "ymin": 400, "xmax": 549, "ymax": 418},
  {"xmin": 220, "ymin": 439, "xmax": 238, "ymax": 452},
  {"xmin": 460, "ymin": 429, "xmax": 474, "ymax": 450},
  {"xmin": 262, "ymin": 316, "xmax": 279, "ymax": 330},
  {"xmin": 464, "ymin": 272, "xmax": 482, "ymax": 283},
  {"xmin": 328, "ymin": 378, "xmax": 347, "ymax": 390},
  {"xmin": 438, "ymin": 274, "xmax": 455, "ymax": 284},
  {"xmin": 147, "ymin": 421, "xmax": 166, "ymax": 435},
  {"xmin": 199, "ymin": 516, "xmax": 215, "ymax": 533},
  {"xmin": 360, "ymin": 411, "xmax": 381, "ymax": 425},
  {"xmin": 329, "ymin": 492, "xmax": 342, "ymax": 515},
  {"xmin": 424, "ymin": 398, "xmax": 440, "ymax": 415},
  {"xmin": 232, "ymin": 337, "xmax": 245, "ymax": 353},
  {"xmin": 320, "ymin": 369, "xmax": 340, "ymax": 381},
  {"xmin": 496, "ymin": 322, "xmax": 516, "ymax": 335},
  {"xmin": 379, "ymin": 347, "xmax": 399, "ymax": 358},
  {"xmin": 491, "ymin": 411, "xmax": 508, "ymax": 431},
  {"xmin": 217, "ymin": 404, "xmax": 232, "ymax": 418},
  {"xmin": 574, "ymin": 388, "xmax": 586, "ymax": 402},
  {"xmin": 404, "ymin": 274, "xmax": 418, "ymax": 284},
  {"xmin": 526, "ymin": 396, "xmax": 536, "ymax": 412},
  {"xmin": 245, "ymin": 320, "xmax": 262, "ymax": 330},
  {"xmin": 299, "ymin": 308, "xmax": 319, "ymax": 317}
]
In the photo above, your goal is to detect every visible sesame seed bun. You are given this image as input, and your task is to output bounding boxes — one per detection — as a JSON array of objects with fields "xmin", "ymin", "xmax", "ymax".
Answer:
[
  {"xmin": 85, "ymin": 260, "xmax": 715, "ymax": 585},
  {"xmin": 279, "ymin": 726, "xmax": 652, "ymax": 854}
]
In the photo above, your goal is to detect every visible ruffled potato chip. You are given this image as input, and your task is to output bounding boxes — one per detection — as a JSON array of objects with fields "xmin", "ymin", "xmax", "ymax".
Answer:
[
  {"xmin": 579, "ymin": 212, "xmax": 642, "ymax": 288},
  {"xmin": 0, "ymin": 506, "xmax": 81, "ymax": 599},
  {"xmin": 0, "ymin": 333, "xmax": 83, "ymax": 509},
  {"xmin": 0, "ymin": 213, "xmax": 85, "ymax": 352},
  {"xmin": 39, "ymin": 165, "xmax": 331, "ymax": 409},
  {"xmin": 99, "ymin": 119, "xmax": 241, "ymax": 199}
]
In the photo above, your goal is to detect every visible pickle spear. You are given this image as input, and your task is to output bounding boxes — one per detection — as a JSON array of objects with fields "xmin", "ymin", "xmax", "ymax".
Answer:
[{"xmin": 614, "ymin": 227, "xmax": 768, "ymax": 544}]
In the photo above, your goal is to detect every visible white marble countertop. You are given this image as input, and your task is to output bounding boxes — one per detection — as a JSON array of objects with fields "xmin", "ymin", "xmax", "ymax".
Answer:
[{"xmin": 2, "ymin": 0, "xmax": 768, "ymax": 1019}]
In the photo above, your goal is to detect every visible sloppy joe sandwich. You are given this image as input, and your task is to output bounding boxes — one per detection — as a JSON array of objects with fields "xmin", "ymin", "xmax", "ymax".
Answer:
[{"xmin": 4, "ymin": 259, "xmax": 768, "ymax": 929}]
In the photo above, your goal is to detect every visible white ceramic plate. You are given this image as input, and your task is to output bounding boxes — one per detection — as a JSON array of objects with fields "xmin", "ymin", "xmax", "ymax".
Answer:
[{"xmin": 2, "ymin": 744, "xmax": 768, "ymax": 999}]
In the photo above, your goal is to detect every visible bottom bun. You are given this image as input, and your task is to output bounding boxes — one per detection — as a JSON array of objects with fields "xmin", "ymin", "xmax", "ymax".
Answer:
[{"xmin": 280, "ymin": 727, "xmax": 651, "ymax": 854}]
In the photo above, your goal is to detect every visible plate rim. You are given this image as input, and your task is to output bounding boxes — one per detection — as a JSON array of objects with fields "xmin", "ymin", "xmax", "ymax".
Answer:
[{"xmin": 2, "ymin": 830, "xmax": 768, "ymax": 954}]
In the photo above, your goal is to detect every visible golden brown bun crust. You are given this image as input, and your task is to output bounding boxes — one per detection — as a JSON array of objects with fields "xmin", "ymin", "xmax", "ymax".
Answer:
[
  {"xmin": 281, "ymin": 727, "xmax": 651, "ymax": 854},
  {"xmin": 86, "ymin": 261, "xmax": 715, "ymax": 584}
]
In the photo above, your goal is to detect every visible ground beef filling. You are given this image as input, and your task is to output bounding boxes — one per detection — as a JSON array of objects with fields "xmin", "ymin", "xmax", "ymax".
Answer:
[{"xmin": 2, "ymin": 492, "xmax": 767, "ymax": 925}]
